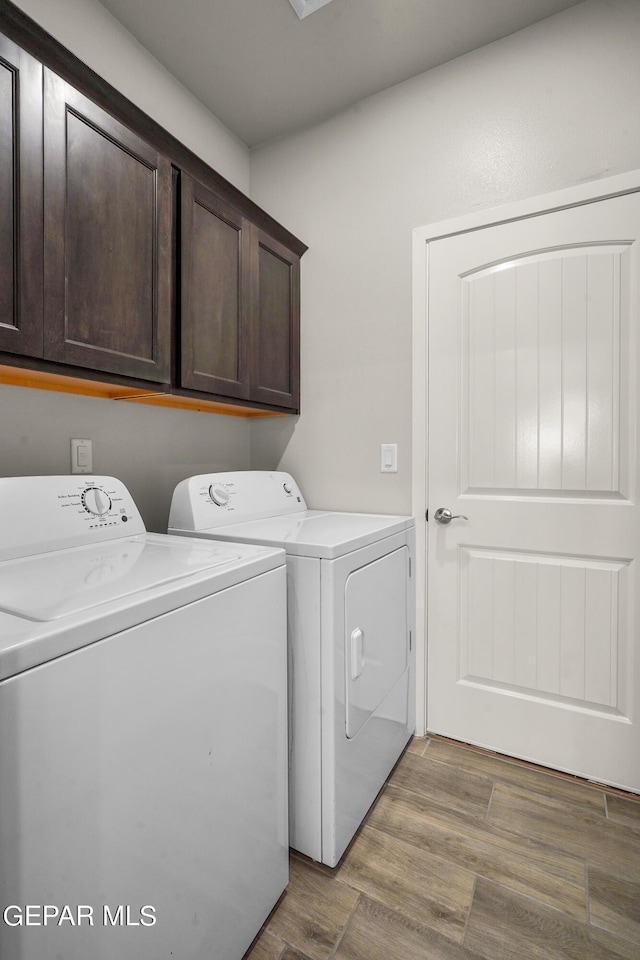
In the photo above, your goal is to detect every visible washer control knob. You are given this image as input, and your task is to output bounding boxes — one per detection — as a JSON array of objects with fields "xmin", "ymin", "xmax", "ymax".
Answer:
[
  {"xmin": 283, "ymin": 483, "xmax": 292, "ymax": 494},
  {"xmin": 209, "ymin": 485, "xmax": 230, "ymax": 507},
  {"xmin": 82, "ymin": 487, "xmax": 112, "ymax": 516}
]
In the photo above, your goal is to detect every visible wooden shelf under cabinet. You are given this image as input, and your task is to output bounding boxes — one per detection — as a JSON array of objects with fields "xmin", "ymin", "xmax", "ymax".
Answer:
[{"xmin": 0, "ymin": 366, "xmax": 287, "ymax": 417}]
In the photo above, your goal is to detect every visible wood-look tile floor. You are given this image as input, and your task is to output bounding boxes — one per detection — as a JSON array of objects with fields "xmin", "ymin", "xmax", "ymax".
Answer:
[{"xmin": 243, "ymin": 737, "xmax": 640, "ymax": 960}]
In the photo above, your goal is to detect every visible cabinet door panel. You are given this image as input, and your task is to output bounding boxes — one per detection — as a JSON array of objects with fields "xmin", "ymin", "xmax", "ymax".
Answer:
[
  {"xmin": 251, "ymin": 231, "xmax": 300, "ymax": 411},
  {"xmin": 44, "ymin": 70, "xmax": 171, "ymax": 382},
  {"xmin": 0, "ymin": 35, "xmax": 43, "ymax": 356},
  {"xmin": 180, "ymin": 175, "xmax": 250, "ymax": 398}
]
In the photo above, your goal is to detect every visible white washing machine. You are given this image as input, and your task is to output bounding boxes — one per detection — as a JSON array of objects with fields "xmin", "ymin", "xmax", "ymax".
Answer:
[
  {"xmin": 0, "ymin": 475, "xmax": 288, "ymax": 960},
  {"xmin": 169, "ymin": 471, "xmax": 415, "ymax": 867}
]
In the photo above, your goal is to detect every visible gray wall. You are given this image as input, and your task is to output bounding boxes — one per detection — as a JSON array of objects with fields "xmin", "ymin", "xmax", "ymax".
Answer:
[
  {"xmin": 0, "ymin": 386, "xmax": 251, "ymax": 532},
  {"xmin": 250, "ymin": 0, "xmax": 640, "ymax": 514},
  {"xmin": 11, "ymin": 0, "xmax": 250, "ymax": 190}
]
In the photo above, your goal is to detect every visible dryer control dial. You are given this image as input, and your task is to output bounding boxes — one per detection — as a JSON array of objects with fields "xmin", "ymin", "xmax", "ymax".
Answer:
[
  {"xmin": 209, "ymin": 485, "xmax": 230, "ymax": 507},
  {"xmin": 283, "ymin": 483, "xmax": 293, "ymax": 494},
  {"xmin": 81, "ymin": 487, "xmax": 112, "ymax": 516}
]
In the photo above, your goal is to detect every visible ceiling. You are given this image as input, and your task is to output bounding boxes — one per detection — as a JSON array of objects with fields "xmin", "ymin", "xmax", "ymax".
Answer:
[{"xmin": 98, "ymin": 0, "xmax": 585, "ymax": 148}]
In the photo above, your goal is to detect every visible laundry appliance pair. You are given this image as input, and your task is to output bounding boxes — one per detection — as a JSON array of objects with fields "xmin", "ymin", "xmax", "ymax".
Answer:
[{"xmin": 0, "ymin": 469, "xmax": 414, "ymax": 960}]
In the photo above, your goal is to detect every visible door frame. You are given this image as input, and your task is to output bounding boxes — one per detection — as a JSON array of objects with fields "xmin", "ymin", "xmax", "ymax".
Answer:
[{"xmin": 411, "ymin": 169, "xmax": 640, "ymax": 738}]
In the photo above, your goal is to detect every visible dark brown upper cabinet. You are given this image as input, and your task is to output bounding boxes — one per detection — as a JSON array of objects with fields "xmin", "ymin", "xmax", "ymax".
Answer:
[
  {"xmin": 180, "ymin": 175, "xmax": 301, "ymax": 412},
  {"xmin": 0, "ymin": 34, "xmax": 43, "ymax": 358},
  {"xmin": 43, "ymin": 69, "xmax": 172, "ymax": 383},
  {"xmin": 0, "ymin": 5, "xmax": 305, "ymax": 414},
  {"xmin": 180, "ymin": 174, "xmax": 251, "ymax": 400},
  {"xmin": 251, "ymin": 229, "xmax": 300, "ymax": 411}
]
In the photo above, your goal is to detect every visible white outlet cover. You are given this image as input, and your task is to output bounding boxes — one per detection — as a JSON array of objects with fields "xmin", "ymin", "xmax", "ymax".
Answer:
[{"xmin": 71, "ymin": 438, "xmax": 93, "ymax": 475}]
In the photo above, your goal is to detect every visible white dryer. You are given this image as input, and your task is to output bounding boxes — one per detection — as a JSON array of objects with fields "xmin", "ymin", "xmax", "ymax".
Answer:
[
  {"xmin": 169, "ymin": 471, "xmax": 415, "ymax": 867},
  {"xmin": 0, "ymin": 475, "xmax": 288, "ymax": 960}
]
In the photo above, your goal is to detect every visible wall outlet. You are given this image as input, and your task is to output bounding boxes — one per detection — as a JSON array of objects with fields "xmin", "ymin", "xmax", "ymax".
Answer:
[{"xmin": 71, "ymin": 438, "xmax": 93, "ymax": 474}]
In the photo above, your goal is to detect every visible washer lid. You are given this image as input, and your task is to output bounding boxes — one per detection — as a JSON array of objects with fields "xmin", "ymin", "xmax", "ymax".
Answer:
[
  {"xmin": 189, "ymin": 510, "xmax": 414, "ymax": 559},
  {"xmin": 0, "ymin": 535, "xmax": 242, "ymax": 622}
]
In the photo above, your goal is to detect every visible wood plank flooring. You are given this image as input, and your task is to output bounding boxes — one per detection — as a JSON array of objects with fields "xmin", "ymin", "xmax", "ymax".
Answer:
[{"xmin": 243, "ymin": 737, "xmax": 640, "ymax": 960}]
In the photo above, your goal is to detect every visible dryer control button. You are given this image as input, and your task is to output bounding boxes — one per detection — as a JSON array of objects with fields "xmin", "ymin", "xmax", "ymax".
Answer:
[{"xmin": 209, "ymin": 485, "xmax": 230, "ymax": 507}]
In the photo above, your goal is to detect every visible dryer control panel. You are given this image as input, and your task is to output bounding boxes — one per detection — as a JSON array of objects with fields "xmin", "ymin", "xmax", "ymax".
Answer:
[
  {"xmin": 0, "ymin": 476, "xmax": 145, "ymax": 561},
  {"xmin": 169, "ymin": 471, "xmax": 307, "ymax": 531}
]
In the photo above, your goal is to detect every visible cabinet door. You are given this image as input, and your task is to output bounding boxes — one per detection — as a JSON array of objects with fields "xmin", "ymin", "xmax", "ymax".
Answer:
[
  {"xmin": 43, "ymin": 70, "xmax": 171, "ymax": 382},
  {"xmin": 180, "ymin": 175, "xmax": 250, "ymax": 399},
  {"xmin": 0, "ymin": 35, "xmax": 43, "ymax": 357},
  {"xmin": 250, "ymin": 229, "xmax": 300, "ymax": 411}
]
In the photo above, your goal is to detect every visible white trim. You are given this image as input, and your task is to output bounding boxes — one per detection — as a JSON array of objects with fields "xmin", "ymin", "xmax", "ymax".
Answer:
[
  {"xmin": 414, "ymin": 169, "xmax": 640, "ymax": 245},
  {"xmin": 411, "ymin": 168, "xmax": 640, "ymax": 740},
  {"xmin": 411, "ymin": 228, "xmax": 428, "ymax": 736}
]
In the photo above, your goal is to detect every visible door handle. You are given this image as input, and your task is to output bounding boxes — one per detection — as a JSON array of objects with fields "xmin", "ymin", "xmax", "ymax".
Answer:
[{"xmin": 433, "ymin": 507, "xmax": 468, "ymax": 525}]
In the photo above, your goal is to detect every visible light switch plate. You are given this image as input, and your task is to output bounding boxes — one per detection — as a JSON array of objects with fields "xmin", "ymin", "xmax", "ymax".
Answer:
[
  {"xmin": 380, "ymin": 443, "xmax": 397, "ymax": 473},
  {"xmin": 71, "ymin": 438, "xmax": 93, "ymax": 474}
]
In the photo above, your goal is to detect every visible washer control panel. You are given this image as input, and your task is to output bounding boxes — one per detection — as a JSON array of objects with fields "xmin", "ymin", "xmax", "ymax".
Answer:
[
  {"xmin": 58, "ymin": 479, "xmax": 138, "ymax": 532},
  {"xmin": 169, "ymin": 471, "xmax": 307, "ymax": 532},
  {"xmin": 0, "ymin": 476, "xmax": 146, "ymax": 562}
]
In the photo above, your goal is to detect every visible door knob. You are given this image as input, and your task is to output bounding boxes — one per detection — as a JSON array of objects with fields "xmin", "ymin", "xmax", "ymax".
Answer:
[{"xmin": 433, "ymin": 507, "xmax": 468, "ymax": 525}]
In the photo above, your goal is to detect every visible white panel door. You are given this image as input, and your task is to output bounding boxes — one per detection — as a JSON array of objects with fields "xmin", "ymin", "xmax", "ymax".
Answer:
[{"xmin": 427, "ymin": 191, "xmax": 640, "ymax": 793}]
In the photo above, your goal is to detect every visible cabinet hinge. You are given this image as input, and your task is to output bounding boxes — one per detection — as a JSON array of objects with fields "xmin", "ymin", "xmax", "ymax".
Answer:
[
  {"xmin": 425, "ymin": 509, "xmax": 428, "ymax": 521},
  {"xmin": 409, "ymin": 630, "xmax": 413, "ymax": 651}
]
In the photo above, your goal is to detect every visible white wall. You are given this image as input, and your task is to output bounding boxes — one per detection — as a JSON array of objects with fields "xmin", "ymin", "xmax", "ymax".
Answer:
[
  {"xmin": 2, "ymin": 0, "xmax": 253, "ymax": 531},
  {"xmin": 250, "ymin": 0, "xmax": 640, "ymax": 514}
]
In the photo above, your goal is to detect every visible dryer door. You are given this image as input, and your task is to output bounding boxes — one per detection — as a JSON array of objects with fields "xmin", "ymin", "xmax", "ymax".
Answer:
[{"xmin": 345, "ymin": 546, "xmax": 409, "ymax": 738}]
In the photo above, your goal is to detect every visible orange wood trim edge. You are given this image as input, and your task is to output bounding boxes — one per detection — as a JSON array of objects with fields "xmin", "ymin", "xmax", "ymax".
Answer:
[{"xmin": 0, "ymin": 366, "xmax": 287, "ymax": 417}]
